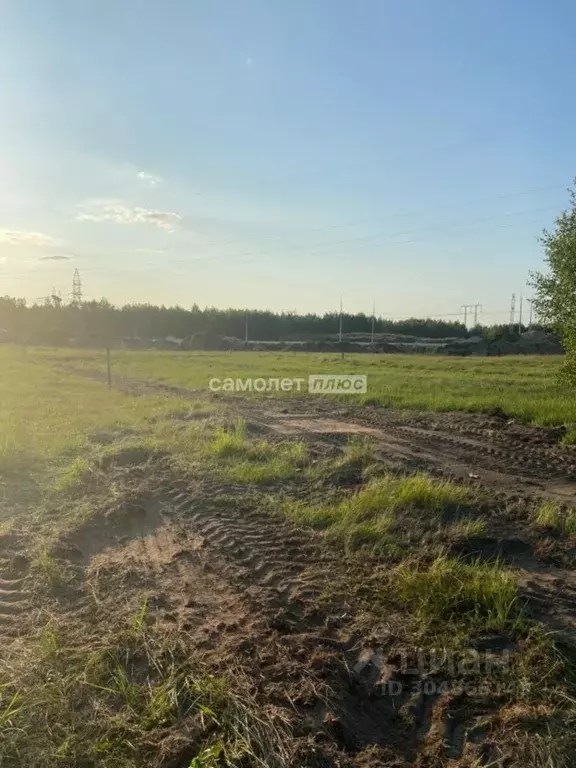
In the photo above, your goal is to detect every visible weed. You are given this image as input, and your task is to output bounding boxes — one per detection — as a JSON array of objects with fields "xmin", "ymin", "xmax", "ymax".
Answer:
[
  {"xmin": 208, "ymin": 419, "xmax": 308, "ymax": 484},
  {"xmin": 227, "ymin": 441, "xmax": 307, "ymax": 485},
  {"xmin": 343, "ymin": 436, "xmax": 375, "ymax": 464}
]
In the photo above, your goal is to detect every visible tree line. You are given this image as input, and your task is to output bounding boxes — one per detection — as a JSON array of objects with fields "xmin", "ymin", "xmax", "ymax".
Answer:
[{"xmin": 0, "ymin": 296, "xmax": 487, "ymax": 345}]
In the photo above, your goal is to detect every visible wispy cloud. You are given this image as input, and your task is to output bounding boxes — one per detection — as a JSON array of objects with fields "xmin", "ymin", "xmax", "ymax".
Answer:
[
  {"xmin": 39, "ymin": 254, "xmax": 72, "ymax": 261},
  {"xmin": 0, "ymin": 229, "xmax": 57, "ymax": 246},
  {"xmin": 77, "ymin": 204, "xmax": 182, "ymax": 231},
  {"xmin": 137, "ymin": 170, "xmax": 163, "ymax": 186},
  {"xmin": 245, "ymin": 56, "xmax": 253, "ymax": 66}
]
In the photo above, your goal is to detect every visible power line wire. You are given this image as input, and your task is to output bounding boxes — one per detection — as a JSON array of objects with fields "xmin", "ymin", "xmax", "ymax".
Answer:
[{"xmin": 182, "ymin": 181, "xmax": 567, "ymax": 251}]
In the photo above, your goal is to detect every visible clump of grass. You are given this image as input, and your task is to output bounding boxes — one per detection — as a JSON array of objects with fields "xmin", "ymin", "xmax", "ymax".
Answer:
[
  {"xmin": 393, "ymin": 554, "xmax": 520, "ymax": 632},
  {"xmin": 387, "ymin": 472, "xmax": 470, "ymax": 512},
  {"xmin": 50, "ymin": 456, "xmax": 94, "ymax": 493},
  {"xmin": 343, "ymin": 436, "xmax": 375, "ymax": 464},
  {"xmin": 286, "ymin": 472, "xmax": 470, "ymax": 551},
  {"xmin": 308, "ymin": 436, "xmax": 378, "ymax": 486},
  {"xmin": 228, "ymin": 441, "xmax": 307, "ymax": 485},
  {"xmin": 30, "ymin": 548, "xmax": 71, "ymax": 591},
  {"xmin": 208, "ymin": 419, "xmax": 307, "ymax": 484},
  {"xmin": 562, "ymin": 429, "xmax": 576, "ymax": 445},
  {"xmin": 210, "ymin": 418, "xmax": 249, "ymax": 458},
  {"xmin": 533, "ymin": 500, "xmax": 576, "ymax": 535},
  {"xmin": 449, "ymin": 517, "xmax": 488, "ymax": 539}
]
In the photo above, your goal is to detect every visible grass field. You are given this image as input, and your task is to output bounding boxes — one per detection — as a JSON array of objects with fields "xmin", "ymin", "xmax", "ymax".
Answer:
[
  {"xmin": 2, "ymin": 346, "xmax": 576, "ymax": 765},
  {"xmin": 42, "ymin": 347, "xmax": 576, "ymax": 426}
]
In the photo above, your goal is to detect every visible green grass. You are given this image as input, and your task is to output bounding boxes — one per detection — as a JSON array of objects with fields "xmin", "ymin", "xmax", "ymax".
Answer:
[
  {"xmin": 208, "ymin": 418, "xmax": 307, "ymax": 484},
  {"xmin": 286, "ymin": 472, "xmax": 471, "ymax": 551},
  {"xmin": 0, "ymin": 347, "xmax": 204, "ymax": 472},
  {"xmin": 393, "ymin": 554, "xmax": 520, "ymax": 633},
  {"xmin": 448, "ymin": 517, "xmax": 488, "ymax": 539},
  {"xmin": 533, "ymin": 500, "xmax": 576, "ymax": 535},
  {"xmin": 210, "ymin": 418, "xmax": 250, "ymax": 458},
  {"xmin": 46, "ymin": 346, "xmax": 576, "ymax": 426}
]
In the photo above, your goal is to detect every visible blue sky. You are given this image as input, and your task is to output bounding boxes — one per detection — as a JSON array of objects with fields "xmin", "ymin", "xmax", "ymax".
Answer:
[{"xmin": 1, "ymin": 0, "xmax": 575, "ymax": 323}]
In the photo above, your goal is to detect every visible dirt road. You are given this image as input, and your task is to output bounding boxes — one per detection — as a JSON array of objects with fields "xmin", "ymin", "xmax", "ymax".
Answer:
[{"xmin": 225, "ymin": 394, "xmax": 576, "ymax": 504}]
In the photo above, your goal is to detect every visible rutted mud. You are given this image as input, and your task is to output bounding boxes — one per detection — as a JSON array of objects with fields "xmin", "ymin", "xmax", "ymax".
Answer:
[
  {"xmin": 78, "ymin": 473, "xmax": 514, "ymax": 765},
  {"xmin": 60, "ymin": 362, "xmax": 576, "ymax": 503},
  {"xmin": 222, "ymin": 397, "xmax": 576, "ymax": 505}
]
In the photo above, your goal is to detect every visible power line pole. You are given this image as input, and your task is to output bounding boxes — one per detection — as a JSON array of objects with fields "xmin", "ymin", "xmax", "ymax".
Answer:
[
  {"xmin": 338, "ymin": 296, "xmax": 343, "ymax": 342},
  {"xmin": 371, "ymin": 300, "xmax": 376, "ymax": 344},
  {"xmin": 518, "ymin": 294, "xmax": 523, "ymax": 333},
  {"xmin": 509, "ymin": 293, "xmax": 516, "ymax": 329},
  {"xmin": 244, "ymin": 309, "xmax": 249, "ymax": 343},
  {"xmin": 461, "ymin": 304, "xmax": 474, "ymax": 327},
  {"xmin": 473, "ymin": 303, "xmax": 482, "ymax": 326},
  {"xmin": 527, "ymin": 298, "xmax": 534, "ymax": 328},
  {"xmin": 72, "ymin": 269, "xmax": 83, "ymax": 305}
]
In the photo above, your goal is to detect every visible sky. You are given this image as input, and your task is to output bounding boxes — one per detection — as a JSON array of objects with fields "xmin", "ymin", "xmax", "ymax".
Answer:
[{"xmin": 1, "ymin": 0, "xmax": 575, "ymax": 324}]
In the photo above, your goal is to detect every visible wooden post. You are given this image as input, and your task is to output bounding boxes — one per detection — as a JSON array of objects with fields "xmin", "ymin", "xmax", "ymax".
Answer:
[{"xmin": 106, "ymin": 348, "xmax": 112, "ymax": 388}]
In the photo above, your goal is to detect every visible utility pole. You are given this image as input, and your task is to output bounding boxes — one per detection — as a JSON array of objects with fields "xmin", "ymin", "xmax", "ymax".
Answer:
[
  {"xmin": 509, "ymin": 293, "xmax": 516, "ymax": 330},
  {"xmin": 244, "ymin": 309, "xmax": 249, "ymax": 343},
  {"xmin": 518, "ymin": 294, "xmax": 523, "ymax": 333},
  {"xmin": 527, "ymin": 298, "xmax": 534, "ymax": 328},
  {"xmin": 461, "ymin": 304, "xmax": 475, "ymax": 328},
  {"xmin": 72, "ymin": 269, "xmax": 83, "ymax": 305},
  {"xmin": 338, "ymin": 296, "xmax": 343, "ymax": 343},
  {"xmin": 473, "ymin": 303, "xmax": 482, "ymax": 326},
  {"xmin": 371, "ymin": 300, "xmax": 376, "ymax": 344}
]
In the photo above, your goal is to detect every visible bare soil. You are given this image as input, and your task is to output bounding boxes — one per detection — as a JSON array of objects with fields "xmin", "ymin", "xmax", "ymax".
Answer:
[{"xmin": 34, "ymin": 462, "xmax": 520, "ymax": 766}]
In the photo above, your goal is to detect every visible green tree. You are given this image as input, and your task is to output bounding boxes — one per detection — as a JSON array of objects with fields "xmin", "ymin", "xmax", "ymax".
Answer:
[{"xmin": 530, "ymin": 182, "xmax": 576, "ymax": 382}]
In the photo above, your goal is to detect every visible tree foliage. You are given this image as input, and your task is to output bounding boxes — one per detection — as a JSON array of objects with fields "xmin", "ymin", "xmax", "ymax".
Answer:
[
  {"xmin": 530, "ymin": 182, "xmax": 576, "ymax": 381},
  {"xmin": 0, "ymin": 297, "xmax": 469, "ymax": 346}
]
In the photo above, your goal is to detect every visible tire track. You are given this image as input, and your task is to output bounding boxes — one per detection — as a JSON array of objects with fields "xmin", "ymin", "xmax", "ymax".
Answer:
[
  {"xmin": 233, "ymin": 398, "xmax": 576, "ymax": 501},
  {"xmin": 0, "ymin": 552, "xmax": 29, "ymax": 635},
  {"xmin": 165, "ymin": 489, "xmax": 328, "ymax": 606}
]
